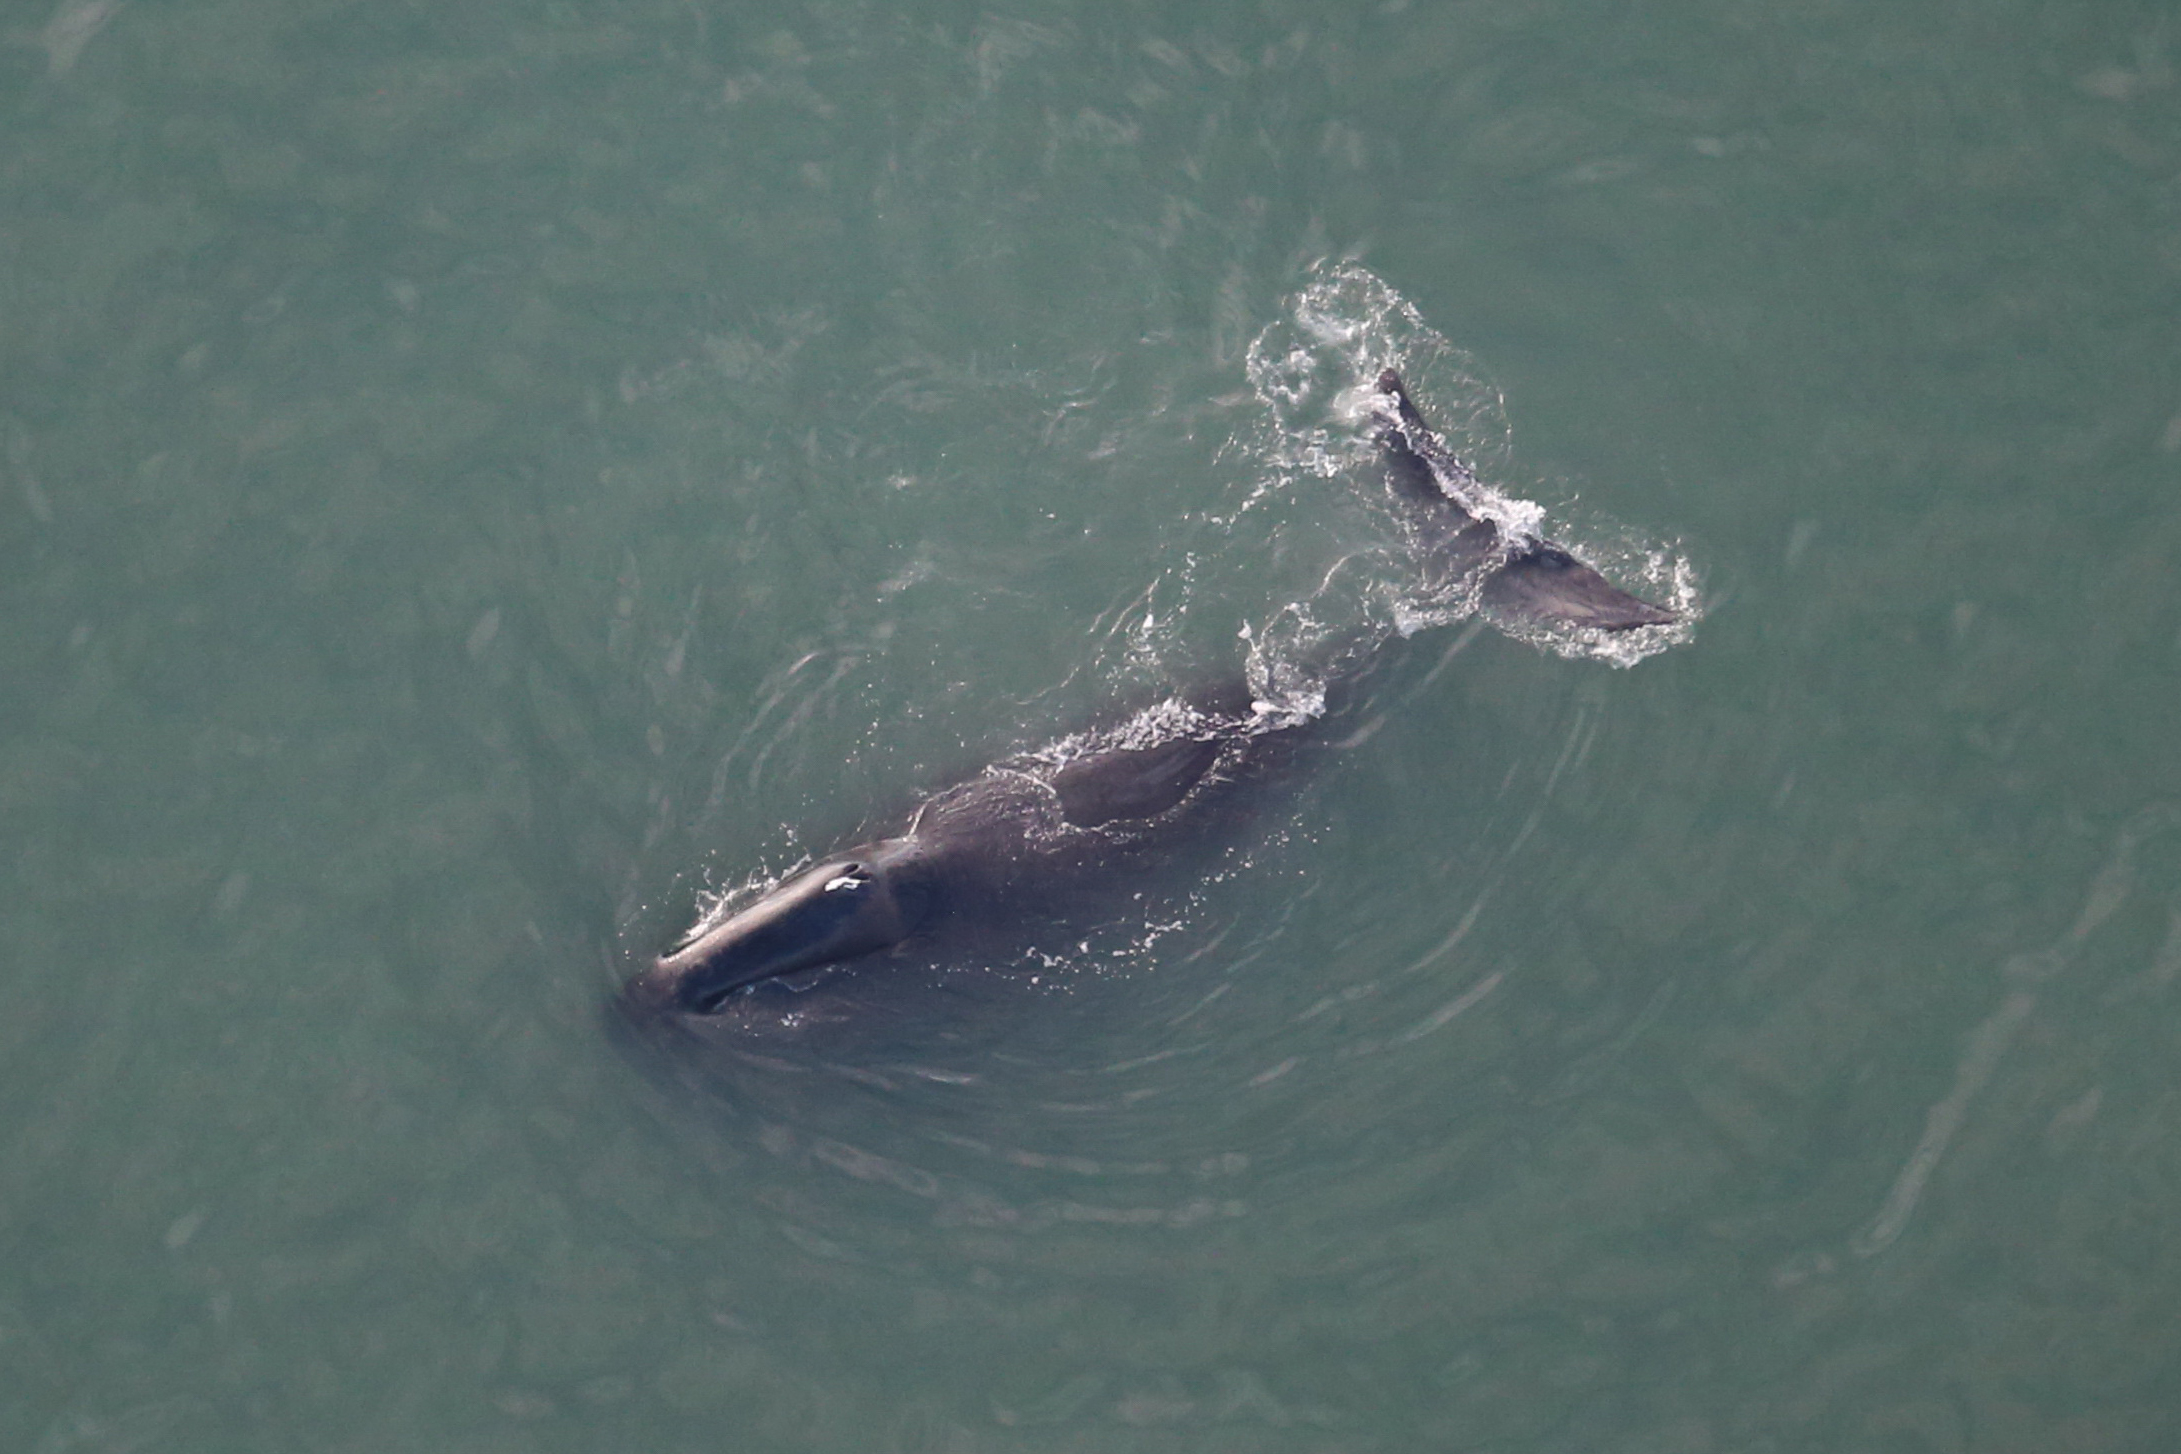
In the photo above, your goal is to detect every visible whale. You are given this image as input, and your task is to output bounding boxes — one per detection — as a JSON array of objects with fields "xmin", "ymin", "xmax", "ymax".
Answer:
[{"xmin": 623, "ymin": 369, "xmax": 1675, "ymax": 1019}]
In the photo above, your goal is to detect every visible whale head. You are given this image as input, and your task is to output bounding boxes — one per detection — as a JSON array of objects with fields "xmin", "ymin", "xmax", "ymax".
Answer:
[{"xmin": 634, "ymin": 837, "xmax": 939, "ymax": 1013}]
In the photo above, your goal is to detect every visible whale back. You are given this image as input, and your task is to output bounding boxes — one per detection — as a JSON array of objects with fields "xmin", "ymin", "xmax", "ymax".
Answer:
[{"xmin": 1051, "ymin": 735, "xmax": 1227, "ymax": 828}]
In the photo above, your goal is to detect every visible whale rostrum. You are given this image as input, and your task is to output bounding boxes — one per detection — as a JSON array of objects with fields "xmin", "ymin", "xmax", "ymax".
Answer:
[{"xmin": 625, "ymin": 368, "xmax": 1676, "ymax": 1017}]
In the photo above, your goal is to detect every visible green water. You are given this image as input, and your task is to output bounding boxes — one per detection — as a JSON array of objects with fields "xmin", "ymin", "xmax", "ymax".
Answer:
[{"xmin": 6, "ymin": 0, "xmax": 2180, "ymax": 1448}]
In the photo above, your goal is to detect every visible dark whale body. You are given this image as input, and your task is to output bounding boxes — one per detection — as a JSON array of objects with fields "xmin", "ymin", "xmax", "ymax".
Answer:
[{"xmin": 623, "ymin": 370, "xmax": 1674, "ymax": 1021}]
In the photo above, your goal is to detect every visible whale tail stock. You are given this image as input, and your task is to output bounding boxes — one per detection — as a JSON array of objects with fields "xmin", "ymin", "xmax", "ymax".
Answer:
[{"xmin": 1370, "ymin": 368, "xmax": 1676, "ymax": 633}]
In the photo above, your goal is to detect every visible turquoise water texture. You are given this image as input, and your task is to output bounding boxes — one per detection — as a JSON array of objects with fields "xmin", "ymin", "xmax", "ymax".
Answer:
[{"xmin": 5, "ymin": 0, "xmax": 2180, "ymax": 1449}]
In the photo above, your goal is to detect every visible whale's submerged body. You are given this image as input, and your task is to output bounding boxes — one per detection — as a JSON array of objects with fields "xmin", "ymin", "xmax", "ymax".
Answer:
[{"xmin": 623, "ymin": 369, "xmax": 1678, "ymax": 1025}]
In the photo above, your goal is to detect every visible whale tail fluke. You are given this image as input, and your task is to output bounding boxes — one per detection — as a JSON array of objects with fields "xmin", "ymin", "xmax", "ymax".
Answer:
[
  {"xmin": 1371, "ymin": 369, "xmax": 1675, "ymax": 634},
  {"xmin": 1484, "ymin": 542, "xmax": 1679, "ymax": 631}
]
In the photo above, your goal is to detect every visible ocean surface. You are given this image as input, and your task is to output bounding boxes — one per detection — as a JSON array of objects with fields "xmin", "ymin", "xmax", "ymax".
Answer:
[{"xmin": 5, "ymin": 0, "xmax": 2179, "ymax": 1449}]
